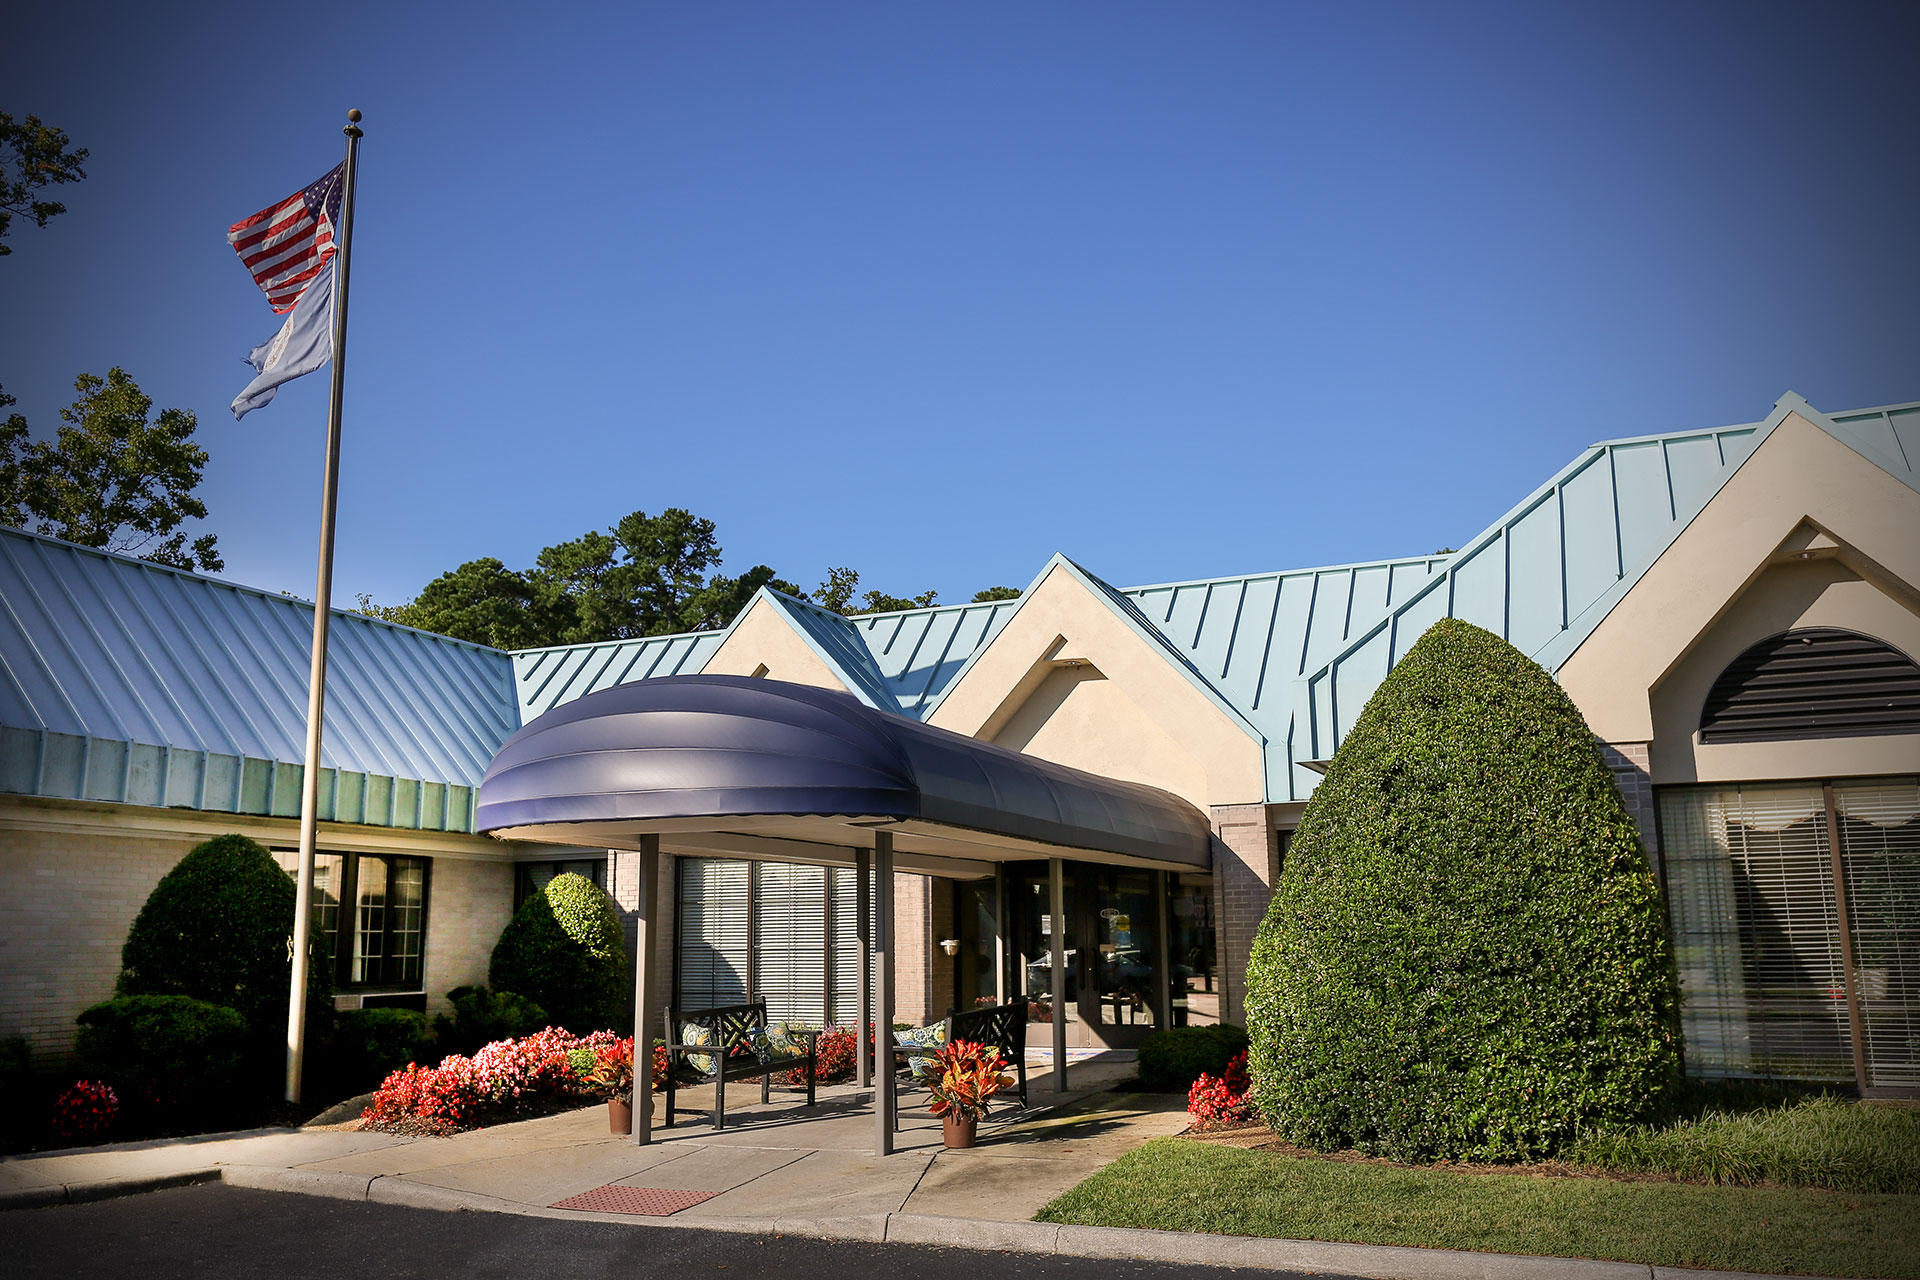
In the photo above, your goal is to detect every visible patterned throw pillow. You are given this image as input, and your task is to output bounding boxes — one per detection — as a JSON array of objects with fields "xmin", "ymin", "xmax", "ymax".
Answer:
[
  {"xmin": 748, "ymin": 1022, "xmax": 808, "ymax": 1065},
  {"xmin": 892, "ymin": 1021, "xmax": 948, "ymax": 1075},
  {"xmin": 680, "ymin": 1022, "xmax": 718, "ymax": 1075}
]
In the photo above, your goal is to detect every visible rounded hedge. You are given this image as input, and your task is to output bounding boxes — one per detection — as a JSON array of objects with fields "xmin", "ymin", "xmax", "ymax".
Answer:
[
  {"xmin": 76, "ymin": 994, "xmax": 250, "ymax": 1122},
  {"xmin": 1245, "ymin": 618, "xmax": 1681, "ymax": 1161},
  {"xmin": 116, "ymin": 834, "xmax": 333, "ymax": 1039},
  {"xmin": 1137, "ymin": 1024, "xmax": 1250, "ymax": 1092},
  {"xmin": 489, "ymin": 873, "xmax": 628, "ymax": 1034}
]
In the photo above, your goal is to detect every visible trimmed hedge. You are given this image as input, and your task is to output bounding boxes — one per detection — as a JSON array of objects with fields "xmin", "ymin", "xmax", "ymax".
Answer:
[
  {"xmin": 116, "ymin": 834, "xmax": 332, "ymax": 1043},
  {"xmin": 1137, "ymin": 1024, "xmax": 1249, "ymax": 1092},
  {"xmin": 76, "ymin": 994, "xmax": 249, "ymax": 1123},
  {"xmin": 1245, "ymin": 618, "xmax": 1681, "ymax": 1161},
  {"xmin": 329, "ymin": 1008, "xmax": 437, "ymax": 1094},
  {"xmin": 489, "ymin": 874, "xmax": 628, "ymax": 1034},
  {"xmin": 433, "ymin": 985, "xmax": 550, "ymax": 1057}
]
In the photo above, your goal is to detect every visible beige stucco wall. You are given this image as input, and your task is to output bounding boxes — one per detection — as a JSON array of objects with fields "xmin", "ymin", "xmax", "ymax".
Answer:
[
  {"xmin": 927, "ymin": 562, "xmax": 1265, "ymax": 811},
  {"xmin": 0, "ymin": 795, "xmax": 516, "ymax": 1064},
  {"xmin": 1560, "ymin": 413, "xmax": 1920, "ymax": 763},
  {"xmin": 1646, "ymin": 557, "xmax": 1920, "ymax": 784},
  {"xmin": 702, "ymin": 597, "xmax": 853, "ymax": 691}
]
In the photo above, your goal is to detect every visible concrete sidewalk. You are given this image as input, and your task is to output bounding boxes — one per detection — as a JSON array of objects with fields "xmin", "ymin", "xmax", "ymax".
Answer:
[{"xmin": 0, "ymin": 1058, "xmax": 1840, "ymax": 1280}]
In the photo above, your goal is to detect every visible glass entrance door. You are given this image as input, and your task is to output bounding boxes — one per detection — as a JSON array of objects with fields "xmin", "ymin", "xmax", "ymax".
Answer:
[{"xmin": 1002, "ymin": 860, "xmax": 1169, "ymax": 1048}]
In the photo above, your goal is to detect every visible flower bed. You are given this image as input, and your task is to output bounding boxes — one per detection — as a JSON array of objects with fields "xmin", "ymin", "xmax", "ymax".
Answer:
[
  {"xmin": 1187, "ymin": 1049, "xmax": 1254, "ymax": 1130},
  {"xmin": 362, "ymin": 1026, "xmax": 618, "ymax": 1135}
]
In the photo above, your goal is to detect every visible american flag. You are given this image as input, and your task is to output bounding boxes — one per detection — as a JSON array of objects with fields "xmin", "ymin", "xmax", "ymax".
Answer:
[{"xmin": 227, "ymin": 163, "xmax": 343, "ymax": 313}]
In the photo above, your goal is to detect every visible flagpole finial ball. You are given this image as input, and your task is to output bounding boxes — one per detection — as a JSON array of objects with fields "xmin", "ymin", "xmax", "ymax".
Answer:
[{"xmin": 347, "ymin": 109, "xmax": 362, "ymax": 123}]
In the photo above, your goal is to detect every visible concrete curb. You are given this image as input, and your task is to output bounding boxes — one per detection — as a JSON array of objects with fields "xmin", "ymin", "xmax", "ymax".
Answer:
[
  {"xmin": 0, "ymin": 1166, "xmax": 220, "ymax": 1209},
  {"xmin": 886, "ymin": 1214, "xmax": 1654, "ymax": 1278}
]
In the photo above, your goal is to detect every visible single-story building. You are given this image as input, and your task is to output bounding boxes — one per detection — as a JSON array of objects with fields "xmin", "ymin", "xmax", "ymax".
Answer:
[{"xmin": 1, "ymin": 390, "xmax": 1914, "ymax": 1096}]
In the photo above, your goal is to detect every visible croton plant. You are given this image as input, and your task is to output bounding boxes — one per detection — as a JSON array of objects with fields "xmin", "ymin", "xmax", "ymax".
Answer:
[{"xmin": 919, "ymin": 1039, "xmax": 1014, "ymax": 1120}]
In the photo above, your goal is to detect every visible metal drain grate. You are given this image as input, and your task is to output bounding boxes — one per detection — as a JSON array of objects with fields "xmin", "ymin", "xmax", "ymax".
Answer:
[{"xmin": 549, "ymin": 1184, "xmax": 718, "ymax": 1215}]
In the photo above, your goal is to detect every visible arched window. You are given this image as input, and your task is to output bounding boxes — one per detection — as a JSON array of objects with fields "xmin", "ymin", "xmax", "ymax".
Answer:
[{"xmin": 1699, "ymin": 628, "xmax": 1920, "ymax": 743}]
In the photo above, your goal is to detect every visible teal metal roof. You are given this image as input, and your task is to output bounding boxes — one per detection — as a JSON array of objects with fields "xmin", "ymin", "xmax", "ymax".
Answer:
[
  {"xmin": 511, "ymin": 629, "xmax": 721, "ymax": 722},
  {"xmin": 846, "ymin": 596, "xmax": 1022, "ymax": 714},
  {"xmin": 755, "ymin": 590, "xmax": 900, "ymax": 711},
  {"xmin": 1296, "ymin": 393, "xmax": 1920, "ymax": 769},
  {"xmin": 1124, "ymin": 555, "xmax": 1450, "ymax": 801},
  {"xmin": 0, "ymin": 527, "xmax": 518, "ymax": 831}
]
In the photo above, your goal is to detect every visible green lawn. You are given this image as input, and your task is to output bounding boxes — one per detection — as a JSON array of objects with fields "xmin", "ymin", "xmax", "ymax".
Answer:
[{"xmin": 1035, "ymin": 1136, "xmax": 1920, "ymax": 1278}]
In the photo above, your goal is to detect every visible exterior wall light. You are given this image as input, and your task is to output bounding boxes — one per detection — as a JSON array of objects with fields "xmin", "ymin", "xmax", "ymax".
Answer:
[{"xmin": 939, "ymin": 938, "xmax": 960, "ymax": 957}]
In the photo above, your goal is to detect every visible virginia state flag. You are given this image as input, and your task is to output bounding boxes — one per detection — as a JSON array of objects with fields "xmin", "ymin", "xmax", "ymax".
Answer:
[{"xmin": 231, "ymin": 260, "xmax": 334, "ymax": 420}]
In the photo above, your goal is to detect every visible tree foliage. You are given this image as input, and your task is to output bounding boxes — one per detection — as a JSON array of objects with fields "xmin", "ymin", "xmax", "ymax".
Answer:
[
  {"xmin": 971, "ymin": 585, "xmax": 1020, "ymax": 602},
  {"xmin": 0, "ymin": 369, "xmax": 222, "ymax": 571},
  {"xmin": 814, "ymin": 565, "xmax": 939, "ymax": 615},
  {"xmin": 1245, "ymin": 618, "xmax": 1681, "ymax": 1162},
  {"xmin": 0, "ymin": 111, "xmax": 87, "ymax": 255}
]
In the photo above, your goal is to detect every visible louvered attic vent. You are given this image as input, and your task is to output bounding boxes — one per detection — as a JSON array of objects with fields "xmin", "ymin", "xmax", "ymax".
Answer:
[{"xmin": 1699, "ymin": 628, "xmax": 1920, "ymax": 743}]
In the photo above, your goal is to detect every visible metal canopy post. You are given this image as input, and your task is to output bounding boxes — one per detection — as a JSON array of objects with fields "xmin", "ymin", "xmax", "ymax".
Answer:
[
  {"xmin": 632, "ymin": 834, "xmax": 661, "ymax": 1146},
  {"xmin": 1050, "ymin": 856, "xmax": 1067, "ymax": 1095},
  {"xmin": 874, "ymin": 831, "xmax": 896, "ymax": 1156},
  {"xmin": 856, "ymin": 847, "xmax": 872, "ymax": 1089},
  {"xmin": 1153, "ymin": 869, "xmax": 1172, "ymax": 1032}
]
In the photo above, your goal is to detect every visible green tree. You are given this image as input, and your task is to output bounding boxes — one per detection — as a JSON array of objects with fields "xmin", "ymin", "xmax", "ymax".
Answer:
[
  {"xmin": 813, "ymin": 565, "xmax": 939, "ymax": 615},
  {"xmin": 971, "ymin": 586, "xmax": 1020, "ymax": 602},
  {"xmin": 0, "ymin": 111, "xmax": 87, "ymax": 255},
  {"xmin": 1244, "ymin": 618, "xmax": 1680, "ymax": 1162},
  {"xmin": 0, "ymin": 369, "xmax": 222, "ymax": 571},
  {"xmin": 490, "ymin": 873, "xmax": 629, "ymax": 1034},
  {"xmin": 381, "ymin": 557, "xmax": 555, "ymax": 649}
]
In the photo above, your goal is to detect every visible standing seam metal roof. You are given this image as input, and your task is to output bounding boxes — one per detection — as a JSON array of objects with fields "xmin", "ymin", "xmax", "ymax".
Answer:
[{"xmin": 0, "ymin": 527, "xmax": 517, "ymax": 831}]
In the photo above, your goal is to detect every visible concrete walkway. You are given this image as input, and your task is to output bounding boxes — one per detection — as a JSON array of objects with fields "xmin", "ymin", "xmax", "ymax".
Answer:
[{"xmin": 0, "ymin": 1056, "xmax": 1841, "ymax": 1280}]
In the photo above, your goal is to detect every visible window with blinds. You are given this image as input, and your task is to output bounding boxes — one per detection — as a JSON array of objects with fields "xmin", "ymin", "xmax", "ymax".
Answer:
[
  {"xmin": 1836, "ymin": 780, "xmax": 1920, "ymax": 1091},
  {"xmin": 1662, "ymin": 777, "xmax": 1920, "ymax": 1092},
  {"xmin": 675, "ymin": 858, "xmax": 868, "ymax": 1026},
  {"xmin": 1661, "ymin": 783, "xmax": 1853, "ymax": 1082},
  {"xmin": 676, "ymin": 859, "xmax": 749, "ymax": 1010}
]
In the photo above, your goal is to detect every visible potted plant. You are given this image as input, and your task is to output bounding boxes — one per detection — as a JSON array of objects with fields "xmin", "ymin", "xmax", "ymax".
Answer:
[
  {"xmin": 581, "ymin": 1037, "xmax": 635, "ymax": 1134},
  {"xmin": 921, "ymin": 1039, "xmax": 1013, "ymax": 1148}
]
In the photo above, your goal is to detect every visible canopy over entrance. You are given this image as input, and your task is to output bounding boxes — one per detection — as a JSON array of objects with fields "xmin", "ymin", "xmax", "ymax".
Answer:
[{"xmin": 477, "ymin": 674, "xmax": 1213, "ymax": 873}]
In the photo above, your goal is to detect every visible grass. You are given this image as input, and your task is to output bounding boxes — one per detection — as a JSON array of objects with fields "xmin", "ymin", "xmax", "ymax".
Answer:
[
  {"xmin": 1036, "ymin": 1136, "xmax": 1920, "ymax": 1278},
  {"xmin": 1570, "ymin": 1095, "xmax": 1920, "ymax": 1194}
]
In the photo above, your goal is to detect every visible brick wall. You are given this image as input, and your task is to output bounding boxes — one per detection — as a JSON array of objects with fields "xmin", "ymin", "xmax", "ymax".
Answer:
[
  {"xmin": 892, "ymin": 873, "xmax": 932, "ymax": 1026},
  {"xmin": 0, "ymin": 824, "xmax": 191, "ymax": 1061},
  {"xmin": 607, "ymin": 848, "xmax": 677, "ymax": 1022},
  {"xmin": 423, "ymin": 857, "xmax": 514, "ymax": 1020},
  {"xmin": 927, "ymin": 876, "xmax": 956, "ymax": 1018},
  {"xmin": 1210, "ymin": 803, "xmax": 1280, "ymax": 1025},
  {"xmin": 1599, "ymin": 739, "xmax": 1661, "ymax": 877}
]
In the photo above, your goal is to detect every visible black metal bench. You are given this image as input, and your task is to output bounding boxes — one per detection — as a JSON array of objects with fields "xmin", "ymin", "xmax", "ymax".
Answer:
[
  {"xmin": 662, "ymin": 999, "xmax": 819, "ymax": 1130},
  {"xmin": 891, "ymin": 995, "xmax": 1030, "ymax": 1123}
]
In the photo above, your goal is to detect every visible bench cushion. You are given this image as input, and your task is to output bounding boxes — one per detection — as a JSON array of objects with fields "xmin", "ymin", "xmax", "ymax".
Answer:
[
  {"xmin": 748, "ymin": 1022, "xmax": 809, "ymax": 1065},
  {"xmin": 680, "ymin": 1022, "xmax": 721, "ymax": 1075},
  {"xmin": 893, "ymin": 1021, "xmax": 948, "ymax": 1074}
]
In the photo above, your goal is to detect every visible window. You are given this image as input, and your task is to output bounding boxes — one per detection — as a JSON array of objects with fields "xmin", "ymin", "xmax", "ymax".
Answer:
[
  {"xmin": 276, "ymin": 850, "xmax": 431, "ymax": 990},
  {"xmin": 514, "ymin": 858, "xmax": 607, "ymax": 909}
]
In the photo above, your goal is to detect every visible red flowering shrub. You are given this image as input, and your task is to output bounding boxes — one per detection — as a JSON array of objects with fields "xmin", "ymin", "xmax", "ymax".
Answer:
[
  {"xmin": 1187, "ymin": 1050, "xmax": 1255, "ymax": 1130},
  {"xmin": 361, "ymin": 1027, "xmax": 618, "ymax": 1135},
  {"xmin": 52, "ymin": 1079, "xmax": 118, "ymax": 1143},
  {"xmin": 774, "ymin": 1024, "xmax": 864, "ymax": 1086}
]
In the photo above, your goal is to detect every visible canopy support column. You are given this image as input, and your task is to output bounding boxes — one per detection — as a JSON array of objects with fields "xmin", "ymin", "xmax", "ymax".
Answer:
[
  {"xmin": 856, "ymin": 847, "xmax": 872, "ymax": 1089},
  {"xmin": 1153, "ymin": 869, "xmax": 1172, "ymax": 1032},
  {"xmin": 874, "ymin": 831, "xmax": 895, "ymax": 1156},
  {"xmin": 1050, "ymin": 856, "xmax": 1067, "ymax": 1095},
  {"xmin": 992, "ymin": 864, "xmax": 1007, "ymax": 1004},
  {"xmin": 631, "ymin": 834, "xmax": 662, "ymax": 1146}
]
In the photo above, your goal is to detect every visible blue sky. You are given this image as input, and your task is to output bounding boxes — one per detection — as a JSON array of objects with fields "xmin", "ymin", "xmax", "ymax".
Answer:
[{"xmin": 3, "ymin": 1, "xmax": 1915, "ymax": 616}]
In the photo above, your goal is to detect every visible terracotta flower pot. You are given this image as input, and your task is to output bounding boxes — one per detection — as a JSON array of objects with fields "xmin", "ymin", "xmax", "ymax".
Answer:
[
  {"xmin": 941, "ymin": 1110, "xmax": 978, "ymax": 1149},
  {"xmin": 609, "ymin": 1097, "xmax": 633, "ymax": 1135}
]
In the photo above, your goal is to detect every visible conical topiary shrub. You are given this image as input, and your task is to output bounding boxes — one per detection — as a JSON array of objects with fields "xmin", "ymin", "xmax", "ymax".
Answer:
[
  {"xmin": 1246, "ymin": 618, "xmax": 1680, "ymax": 1161},
  {"xmin": 489, "ymin": 872, "xmax": 629, "ymax": 1034},
  {"xmin": 116, "ymin": 833, "xmax": 333, "ymax": 1044}
]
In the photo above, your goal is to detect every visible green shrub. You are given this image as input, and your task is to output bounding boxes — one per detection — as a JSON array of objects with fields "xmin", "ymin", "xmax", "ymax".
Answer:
[
  {"xmin": 116, "ymin": 834, "xmax": 333, "ymax": 1047},
  {"xmin": 1137, "ymin": 1024, "xmax": 1249, "ymax": 1092},
  {"xmin": 75, "ymin": 995, "xmax": 249, "ymax": 1123},
  {"xmin": 489, "ymin": 873, "xmax": 628, "ymax": 1034},
  {"xmin": 328, "ymin": 1008, "xmax": 436, "ymax": 1094},
  {"xmin": 1246, "ymin": 618, "xmax": 1681, "ymax": 1162},
  {"xmin": 432, "ymin": 985, "xmax": 549, "ymax": 1056}
]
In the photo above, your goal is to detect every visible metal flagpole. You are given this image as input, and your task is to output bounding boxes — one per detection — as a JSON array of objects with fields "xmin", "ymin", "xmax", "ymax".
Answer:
[{"xmin": 286, "ymin": 108, "xmax": 364, "ymax": 1103}]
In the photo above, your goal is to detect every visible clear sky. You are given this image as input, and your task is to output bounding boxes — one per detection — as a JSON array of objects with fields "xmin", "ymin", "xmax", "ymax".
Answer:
[{"xmin": 3, "ymin": 1, "xmax": 1915, "ymax": 615}]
